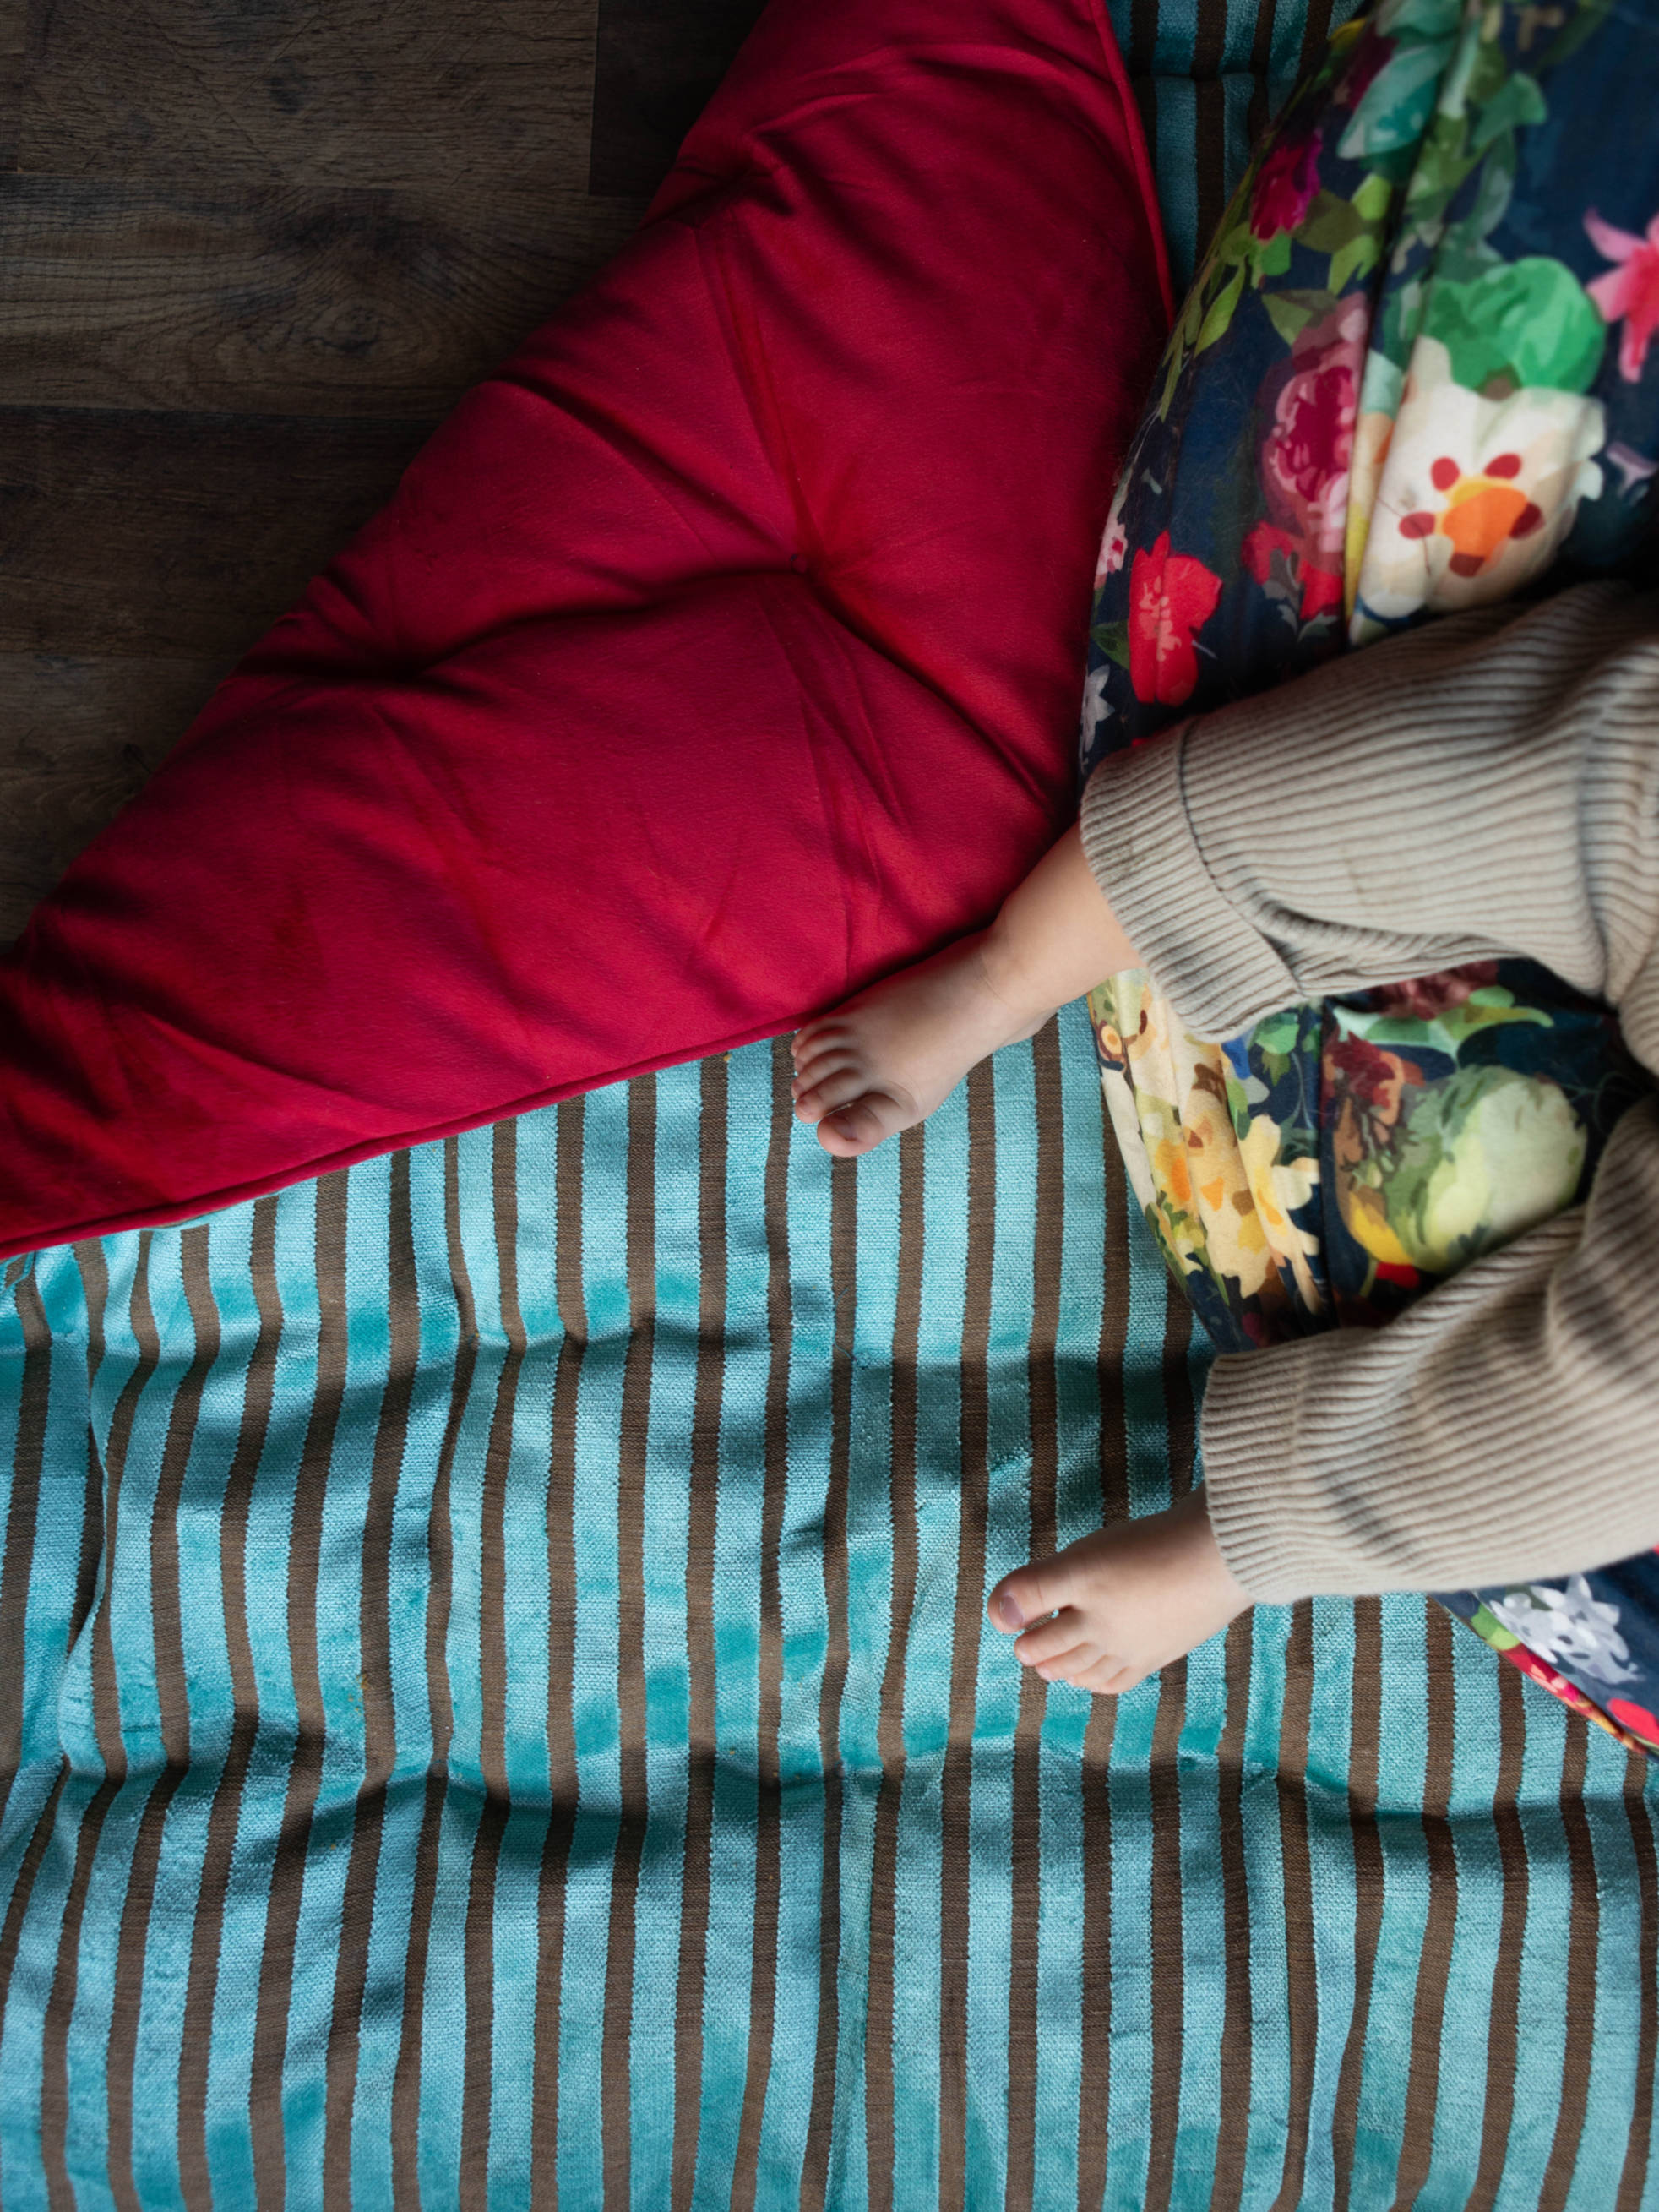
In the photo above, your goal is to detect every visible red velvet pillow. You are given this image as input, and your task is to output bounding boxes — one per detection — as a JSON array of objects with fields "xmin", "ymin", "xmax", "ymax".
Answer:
[{"xmin": 0, "ymin": 0, "xmax": 1169, "ymax": 1259}]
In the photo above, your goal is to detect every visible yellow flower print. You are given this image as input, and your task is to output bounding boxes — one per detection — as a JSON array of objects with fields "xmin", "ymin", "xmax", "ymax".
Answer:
[{"xmin": 1237, "ymin": 1114, "xmax": 1324, "ymax": 1312}]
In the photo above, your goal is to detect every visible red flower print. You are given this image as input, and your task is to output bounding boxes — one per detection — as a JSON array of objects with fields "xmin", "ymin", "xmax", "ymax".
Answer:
[
  {"xmin": 1586, "ymin": 208, "xmax": 1659, "ymax": 383},
  {"xmin": 1336, "ymin": 24, "xmax": 1392, "ymax": 112},
  {"xmin": 1608, "ymin": 1697, "xmax": 1659, "ymax": 1746},
  {"xmin": 1250, "ymin": 128, "xmax": 1322, "ymax": 241},
  {"xmin": 1128, "ymin": 532, "xmax": 1224, "ymax": 706},
  {"xmin": 1243, "ymin": 520, "xmax": 1343, "ymax": 624}
]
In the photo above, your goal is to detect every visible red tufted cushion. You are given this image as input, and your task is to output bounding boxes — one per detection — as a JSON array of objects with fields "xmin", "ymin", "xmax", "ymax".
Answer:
[{"xmin": 0, "ymin": 0, "xmax": 1169, "ymax": 1257}]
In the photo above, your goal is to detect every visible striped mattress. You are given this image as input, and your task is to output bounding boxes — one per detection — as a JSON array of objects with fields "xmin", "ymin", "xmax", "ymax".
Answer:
[{"xmin": 2, "ymin": 1, "xmax": 1657, "ymax": 2204}]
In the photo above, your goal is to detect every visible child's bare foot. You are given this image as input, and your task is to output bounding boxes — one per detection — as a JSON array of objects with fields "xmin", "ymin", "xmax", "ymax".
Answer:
[
  {"xmin": 790, "ymin": 929, "xmax": 1049, "ymax": 1158},
  {"xmin": 987, "ymin": 1488, "xmax": 1250, "ymax": 1696}
]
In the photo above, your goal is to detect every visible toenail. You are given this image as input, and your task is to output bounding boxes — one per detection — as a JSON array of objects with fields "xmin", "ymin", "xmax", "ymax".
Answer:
[{"xmin": 996, "ymin": 1594, "xmax": 1025, "ymax": 1632}]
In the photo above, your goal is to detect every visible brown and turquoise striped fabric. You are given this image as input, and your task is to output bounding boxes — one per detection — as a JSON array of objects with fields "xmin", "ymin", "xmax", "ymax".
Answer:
[
  {"xmin": 1, "ymin": 4, "xmax": 1656, "ymax": 2202},
  {"xmin": 1107, "ymin": 0, "xmax": 1367, "ymax": 290},
  {"xmin": 0, "ymin": 1004, "xmax": 1654, "ymax": 2208}
]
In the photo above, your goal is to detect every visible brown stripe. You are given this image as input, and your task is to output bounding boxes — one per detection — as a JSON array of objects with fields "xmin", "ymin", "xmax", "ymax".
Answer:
[
  {"xmin": 179, "ymin": 1196, "xmax": 285, "ymax": 2212},
  {"xmin": 1330, "ymin": 1596, "xmax": 1384, "ymax": 2212},
  {"xmin": 251, "ymin": 1172, "xmax": 352, "ymax": 2209},
  {"xmin": 530, "ymin": 1099, "xmax": 589, "ymax": 2212},
  {"xmin": 671, "ymin": 1054, "xmax": 728, "ymax": 2212},
  {"xmin": 1005, "ymin": 1022, "xmax": 1066, "ymax": 2212},
  {"xmin": 1389, "ymin": 1605, "xmax": 1460, "ymax": 2209},
  {"xmin": 1191, "ymin": 0, "xmax": 1230, "ymax": 264},
  {"xmin": 107, "ymin": 1226, "xmax": 220, "ymax": 2212},
  {"xmin": 460, "ymin": 1123, "xmax": 530, "ymax": 2212},
  {"xmin": 1209, "ymin": 1610, "xmax": 1256, "ymax": 2212},
  {"xmin": 601, "ymin": 1076, "xmax": 658, "ymax": 2212},
  {"xmin": 1077, "ymin": 1081, "xmax": 1133, "ymax": 2212},
  {"xmin": 1076, "ymin": 1689, "xmax": 1119, "ymax": 2212},
  {"xmin": 44, "ymin": 1234, "xmax": 153, "ymax": 2209},
  {"xmin": 1143, "ymin": 1662, "xmax": 1188, "ymax": 2212},
  {"xmin": 1129, "ymin": 0, "xmax": 1161, "ymax": 78},
  {"xmin": 801, "ymin": 1141, "xmax": 857, "ymax": 2212},
  {"xmin": 90, "ymin": 1234, "xmax": 160, "ymax": 1779},
  {"xmin": 939, "ymin": 1057, "xmax": 998, "ymax": 2212},
  {"xmin": 1466, "ymin": 1657, "xmax": 1528, "ymax": 2212},
  {"xmin": 864, "ymin": 1120, "xmax": 927, "ymax": 2212},
  {"xmin": 1537, "ymin": 1717, "xmax": 1599, "ymax": 2212},
  {"xmin": 1194, "ymin": 78, "xmax": 1229, "ymax": 280},
  {"xmin": 1297, "ymin": 0, "xmax": 1337, "ymax": 76},
  {"xmin": 1134, "ymin": 78, "xmax": 1161, "ymax": 200},
  {"xmin": 394, "ymin": 1141, "xmax": 470, "ymax": 2209},
  {"xmin": 1266, "ymin": 1604, "xmax": 1319, "ymax": 2212},
  {"xmin": 1616, "ymin": 1747, "xmax": 1659, "ymax": 2212},
  {"xmin": 326, "ymin": 1151, "xmax": 422, "ymax": 2209},
  {"xmin": 732, "ymin": 1039, "xmax": 795, "ymax": 2211},
  {"xmin": 1145, "ymin": 1276, "xmax": 1199, "ymax": 2211},
  {"xmin": 0, "ymin": 1267, "xmax": 52, "ymax": 1828},
  {"xmin": 71, "ymin": 1244, "xmax": 112, "ymax": 1648},
  {"xmin": 0, "ymin": 1760, "xmax": 69, "ymax": 2049},
  {"xmin": 1247, "ymin": 0, "xmax": 1281, "ymax": 147},
  {"xmin": 41, "ymin": 1775, "xmax": 122, "ymax": 2212}
]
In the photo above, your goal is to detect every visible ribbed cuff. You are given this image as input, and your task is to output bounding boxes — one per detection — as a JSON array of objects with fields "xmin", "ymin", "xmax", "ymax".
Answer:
[{"xmin": 1079, "ymin": 735, "xmax": 1301, "ymax": 1034}]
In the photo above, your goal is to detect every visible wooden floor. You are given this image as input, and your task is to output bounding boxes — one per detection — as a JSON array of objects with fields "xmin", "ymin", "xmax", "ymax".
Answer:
[{"xmin": 0, "ymin": 0, "xmax": 764, "ymax": 943}]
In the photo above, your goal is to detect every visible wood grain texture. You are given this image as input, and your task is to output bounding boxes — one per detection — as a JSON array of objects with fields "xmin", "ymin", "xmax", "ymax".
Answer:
[
  {"xmin": 0, "ymin": 176, "xmax": 645, "ymax": 416},
  {"xmin": 0, "ymin": 0, "xmax": 660, "ymax": 939},
  {"xmin": 18, "ymin": 0, "xmax": 600, "ymax": 193},
  {"xmin": 589, "ymin": 0, "xmax": 763, "ymax": 193},
  {"xmin": 0, "ymin": 405, "xmax": 436, "ymax": 656},
  {"xmin": 0, "ymin": 653, "xmax": 237, "ymax": 938},
  {"xmin": 0, "ymin": 0, "xmax": 25, "ymax": 168}
]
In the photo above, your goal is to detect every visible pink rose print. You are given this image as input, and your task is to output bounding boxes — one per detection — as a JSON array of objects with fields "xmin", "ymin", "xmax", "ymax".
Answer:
[
  {"xmin": 1250, "ymin": 128, "xmax": 1322, "ymax": 241},
  {"xmin": 1259, "ymin": 295, "xmax": 1366, "ymax": 566},
  {"xmin": 1128, "ymin": 532, "xmax": 1224, "ymax": 706},
  {"xmin": 1586, "ymin": 207, "xmax": 1659, "ymax": 383},
  {"xmin": 1363, "ymin": 961, "xmax": 1500, "ymax": 1022}
]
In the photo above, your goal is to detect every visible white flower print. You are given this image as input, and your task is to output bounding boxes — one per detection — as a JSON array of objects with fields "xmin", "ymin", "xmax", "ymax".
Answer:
[{"xmin": 1486, "ymin": 1577, "xmax": 1640, "ymax": 1686}]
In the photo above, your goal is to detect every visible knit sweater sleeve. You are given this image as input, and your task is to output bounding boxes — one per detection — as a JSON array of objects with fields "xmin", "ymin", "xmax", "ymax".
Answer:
[{"xmin": 1076, "ymin": 579, "xmax": 1659, "ymax": 1600}]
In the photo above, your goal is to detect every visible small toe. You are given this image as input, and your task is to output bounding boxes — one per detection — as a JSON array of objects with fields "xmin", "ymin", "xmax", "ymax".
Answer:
[
  {"xmin": 795, "ymin": 1065, "xmax": 876, "ymax": 1124},
  {"xmin": 815, "ymin": 1098, "xmax": 898, "ymax": 1157},
  {"xmin": 1034, "ymin": 1641, "xmax": 1101, "ymax": 1684},
  {"xmin": 1011, "ymin": 1611, "xmax": 1083, "ymax": 1666}
]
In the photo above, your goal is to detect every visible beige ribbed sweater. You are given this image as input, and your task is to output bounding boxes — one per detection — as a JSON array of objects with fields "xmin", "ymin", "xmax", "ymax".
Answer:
[{"xmin": 1078, "ymin": 579, "xmax": 1659, "ymax": 1603}]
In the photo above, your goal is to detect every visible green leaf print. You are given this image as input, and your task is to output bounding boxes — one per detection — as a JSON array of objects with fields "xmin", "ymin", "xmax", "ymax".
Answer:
[
  {"xmin": 1262, "ymin": 287, "xmax": 1339, "ymax": 346},
  {"xmin": 1196, "ymin": 266, "xmax": 1247, "ymax": 353},
  {"xmin": 1422, "ymin": 257, "xmax": 1607, "ymax": 394},
  {"xmin": 1298, "ymin": 189, "xmax": 1369, "ymax": 253},
  {"xmin": 1091, "ymin": 619, "xmax": 1130, "ymax": 667},
  {"xmin": 1338, "ymin": 37, "xmax": 1457, "ymax": 160},
  {"xmin": 1470, "ymin": 1604, "xmax": 1521, "ymax": 1652},
  {"xmin": 1328, "ymin": 231, "xmax": 1382, "ymax": 293},
  {"xmin": 1335, "ymin": 993, "xmax": 1548, "ymax": 1064},
  {"xmin": 1471, "ymin": 71, "xmax": 1547, "ymax": 152}
]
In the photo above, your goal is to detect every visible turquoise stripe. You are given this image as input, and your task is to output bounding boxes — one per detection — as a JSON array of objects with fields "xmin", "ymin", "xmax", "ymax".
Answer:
[{"xmin": 1, "ymin": 1002, "xmax": 1657, "ymax": 2205}]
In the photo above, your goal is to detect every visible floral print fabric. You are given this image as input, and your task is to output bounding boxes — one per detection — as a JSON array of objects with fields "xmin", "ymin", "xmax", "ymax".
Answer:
[{"xmin": 1080, "ymin": 0, "xmax": 1659, "ymax": 1757}]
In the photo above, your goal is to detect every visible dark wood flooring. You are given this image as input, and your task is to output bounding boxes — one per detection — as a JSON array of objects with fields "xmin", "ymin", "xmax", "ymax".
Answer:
[{"xmin": 0, "ymin": 0, "xmax": 763, "ymax": 942}]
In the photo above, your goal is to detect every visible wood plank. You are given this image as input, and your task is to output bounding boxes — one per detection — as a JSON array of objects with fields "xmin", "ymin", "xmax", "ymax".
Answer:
[
  {"xmin": 0, "ymin": 0, "xmax": 25, "ymax": 170},
  {"xmin": 589, "ymin": 0, "xmax": 764, "ymax": 195},
  {"xmin": 0, "ymin": 652, "xmax": 237, "ymax": 940},
  {"xmin": 0, "ymin": 177, "xmax": 645, "ymax": 416},
  {"xmin": 0, "ymin": 406, "xmax": 437, "ymax": 657},
  {"xmin": 19, "ymin": 0, "xmax": 600, "ymax": 193}
]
